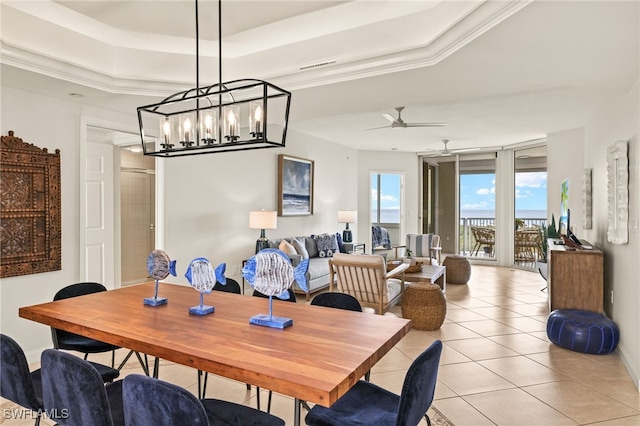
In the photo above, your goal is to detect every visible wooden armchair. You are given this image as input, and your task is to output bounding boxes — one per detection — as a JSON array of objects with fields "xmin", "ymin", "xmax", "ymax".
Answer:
[
  {"xmin": 395, "ymin": 233, "xmax": 441, "ymax": 265},
  {"xmin": 329, "ymin": 253, "xmax": 409, "ymax": 315}
]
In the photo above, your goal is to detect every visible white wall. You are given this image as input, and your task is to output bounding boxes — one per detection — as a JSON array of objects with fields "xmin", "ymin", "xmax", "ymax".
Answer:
[
  {"xmin": 547, "ymin": 80, "xmax": 640, "ymax": 388},
  {"xmin": 584, "ymin": 81, "xmax": 639, "ymax": 388},
  {"xmin": 0, "ymin": 86, "xmax": 138, "ymax": 360},
  {"xmin": 357, "ymin": 151, "xmax": 422, "ymax": 250},
  {"xmin": 161, "ymin": 130, "xmax": 360, "ymax": 286},
  {"xmin": 546, "ymin": 127, "xmax": 585, "ymax": 230}
]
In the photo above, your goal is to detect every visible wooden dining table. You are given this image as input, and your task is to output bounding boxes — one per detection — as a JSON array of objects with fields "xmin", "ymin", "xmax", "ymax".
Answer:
[{"xmin": 19, "ymin": 281, "xmax": 411, "ymax": 425}]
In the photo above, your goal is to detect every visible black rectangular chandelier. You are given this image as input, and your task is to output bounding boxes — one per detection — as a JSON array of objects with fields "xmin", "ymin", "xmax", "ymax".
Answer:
[{"xmin": 137, "ymin": 0, "xmax": 291, "ymax": 158}]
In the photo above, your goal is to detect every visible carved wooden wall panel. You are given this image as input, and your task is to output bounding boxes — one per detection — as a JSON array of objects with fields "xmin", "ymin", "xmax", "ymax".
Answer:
[{"xmin": 1, "ymin": 131, "xmax": 61, "ymax": 277}]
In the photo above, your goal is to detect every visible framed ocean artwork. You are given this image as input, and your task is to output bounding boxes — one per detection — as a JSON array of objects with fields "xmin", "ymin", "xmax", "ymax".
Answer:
[{"xmin": 278, "ymin": 154, "xmax": 314, "ymax": 216}]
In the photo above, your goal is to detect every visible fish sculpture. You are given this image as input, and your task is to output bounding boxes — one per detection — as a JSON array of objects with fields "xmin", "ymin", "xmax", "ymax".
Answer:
[
  {"xmin": 242, "ymin": 248, "xmax": 309, "ymax": 328},
  {"xmin": 144, "ymin": 249, "xmax": 177, "ymax": 306},
  {"xmin": 184, "ymin": 257, "xmax": 226, "ymax": 315}
]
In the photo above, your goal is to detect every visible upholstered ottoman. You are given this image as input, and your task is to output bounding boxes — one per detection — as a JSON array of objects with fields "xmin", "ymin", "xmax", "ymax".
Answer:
[
  {"xmin": 442, "ymin": 255, "xmax": 471, "ymax": 284},
  {"xmin": 546, "ymin": 309, "xmax": 619, "ymax": 355},
  {"xmin": 401, "ymin": 283, "xmax": 446, "ymax": 330}
]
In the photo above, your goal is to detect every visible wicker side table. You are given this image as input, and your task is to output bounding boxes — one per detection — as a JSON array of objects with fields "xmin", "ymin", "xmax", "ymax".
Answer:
[
  {"xmin": 401, "ymin": 283, "xmax": 446, "ymax": 330},
  {"xmin": 442, "ymin": 255, "xmax": 471, "ymax": 284}
]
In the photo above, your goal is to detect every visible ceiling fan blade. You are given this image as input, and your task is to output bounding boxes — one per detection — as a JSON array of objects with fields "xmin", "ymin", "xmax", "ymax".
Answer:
[
  {"xmin": 451, "ymin": 147, "xmax": 481, "ymax": 153},
  {"xmin": 404, "ymin": 122, "xmax": 448, "ymax": 128},
  {"xmin": 418, "ymin": 151, "xmax": 442, "ymax": 157},
  {"xmin": 381, "ymin": 113, "xmax": 395, "ymax": 122},
  {"xmin": 366, "ymin": 125, "xmax": 392, "ymax": 131}
]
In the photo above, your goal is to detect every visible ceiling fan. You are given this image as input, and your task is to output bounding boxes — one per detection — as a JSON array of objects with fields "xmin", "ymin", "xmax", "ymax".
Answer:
[
  {"xmin": 368, "ymin": 106, "xmax": 447, "ymax": 130},
  {"xmin": 420, "ymin": 139, "xmax": 480, "ymax": 157}
]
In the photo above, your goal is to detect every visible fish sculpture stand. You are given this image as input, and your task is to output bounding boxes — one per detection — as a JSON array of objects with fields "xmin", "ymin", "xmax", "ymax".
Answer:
[
  {"xmin": 144, "ymin": 249, "xmax": 176, "ymax": 306},
  {"xmin": 185, "ymin": 257, "xmax": 226, "ymax": 315},
  {"xmin": 242, "ymin": 248, "xmax": 309, "ymax": 329}
]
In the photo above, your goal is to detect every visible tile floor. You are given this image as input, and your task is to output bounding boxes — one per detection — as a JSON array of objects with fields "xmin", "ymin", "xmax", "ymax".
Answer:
[{"xmin": 3, "ymin": 265, "xmax": 639, "ymax": 425}]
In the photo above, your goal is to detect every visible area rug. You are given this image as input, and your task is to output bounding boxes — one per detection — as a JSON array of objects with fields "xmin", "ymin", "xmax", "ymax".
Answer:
[{"xmin": 428, "ymin": 405, "xmax": 455, "ymax": 426}]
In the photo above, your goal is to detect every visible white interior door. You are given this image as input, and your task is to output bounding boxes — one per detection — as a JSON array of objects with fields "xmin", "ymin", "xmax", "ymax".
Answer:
[{"xmin": 83, "ymin": 142, "xmax": 115, "ymax": 286}]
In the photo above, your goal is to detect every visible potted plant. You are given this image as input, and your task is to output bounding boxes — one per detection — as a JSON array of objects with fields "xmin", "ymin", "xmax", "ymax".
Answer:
[{"xmin": 537, "ymin": 214, "xmax": 560, "ymax": 281}]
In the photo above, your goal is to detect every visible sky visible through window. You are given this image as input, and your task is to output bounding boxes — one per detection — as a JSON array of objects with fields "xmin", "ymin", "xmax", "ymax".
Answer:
[
  {"xmin": 371, "ymin": 173, "xmax": 401, "ymax": 223},
  {"xmin": 372, "ymin": 171, "xmax": 547, "ymax": 223},
  {"xmin": 460, "ymin": 172, "xmax": 547, "ymax": 219}
]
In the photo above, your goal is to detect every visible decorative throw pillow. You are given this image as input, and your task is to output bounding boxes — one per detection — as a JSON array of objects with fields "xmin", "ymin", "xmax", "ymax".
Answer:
[
  {"xmin": 305, "ymin": 237, "xmax": 319, "ymax": 258},
  {"xmin": 279, "ymin": 240, "xmax": 297, "ymax": 257},
  {"xmin": 292, "ymin": 237, "xmax": 309, "ymax": 259},
  {"xmin": 312, "ymin": 233, "xmax": 339, "ymax": 257},
  {"xmin": 335, "ymin": 232, "xmax": 345, "ymax": 253}
]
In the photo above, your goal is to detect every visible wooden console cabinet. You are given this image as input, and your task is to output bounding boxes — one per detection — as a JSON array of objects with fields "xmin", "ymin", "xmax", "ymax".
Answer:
[{"xmin": 547, "ymin": 240, "xmax": 603, "ymax": 313}]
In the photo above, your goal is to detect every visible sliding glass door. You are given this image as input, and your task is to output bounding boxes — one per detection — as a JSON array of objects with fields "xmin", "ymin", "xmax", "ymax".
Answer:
[
  {"xmin": 458, "ymin": 155, "xmax": 497, "ymax": 259},
  {"xmin": 514, "ymin": 146, "xmax": 547, "ymax": 268}
]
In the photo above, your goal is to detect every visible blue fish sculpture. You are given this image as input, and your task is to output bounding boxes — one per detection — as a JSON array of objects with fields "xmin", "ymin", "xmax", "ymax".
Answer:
[
  {"xmin": 185, "ymin": 258, "xmax": 226, "ymax": 315},
  {"xmin": 242, "ymin": 248, "xmax": 309, "ymax": 300},
  {"xmin": 147, "ymin": 249, "xmax": 177, "ymax": 280},
  {"xmin": 144, "ymin": 249, "xmax": 176, "ymax": 306},
  {"xmin": 185, "ymin": 258, "xmax": 227, "ymax": 292}
]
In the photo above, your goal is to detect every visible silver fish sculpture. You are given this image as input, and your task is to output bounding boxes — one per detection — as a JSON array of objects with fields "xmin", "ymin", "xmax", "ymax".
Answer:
[
  {"xmin": 147, "ymin": 249, "xmax": 177, "ymax": 280},
  {"xmin": 184, "ymin": 257, "xmax": 226, "ymax": 293},
  {"xmin": 242, "ymin": 248, "xmax": 309, "ymax": 299}
]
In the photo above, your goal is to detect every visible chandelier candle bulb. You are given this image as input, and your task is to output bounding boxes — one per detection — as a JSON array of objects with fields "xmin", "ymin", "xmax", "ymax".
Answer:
[
  {"xmin": 162, "ymin": 119, "xmax": 171, "ymax": 148},
  {"xmin": 184, "ymin": 118, "xmax": 191, "ymax": 142},
  {"xmin": 251, "ymin": 103, "xmax": 263, "ymax": 138}
]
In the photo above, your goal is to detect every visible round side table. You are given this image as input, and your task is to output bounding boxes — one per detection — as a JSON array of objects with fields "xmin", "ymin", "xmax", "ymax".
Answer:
[
  {"xmin": 442, "ymin": 255, "xmax": 471, "ymax": 284},
  {"xmin": 401, "ymin": 283, "xmax": 446, "ymax": 330}
]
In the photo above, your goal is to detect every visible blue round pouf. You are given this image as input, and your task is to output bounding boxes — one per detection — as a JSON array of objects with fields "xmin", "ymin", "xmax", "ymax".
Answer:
[{"xmin": 546, "ymin": 309, "xmax": 619, "ymax": 355}]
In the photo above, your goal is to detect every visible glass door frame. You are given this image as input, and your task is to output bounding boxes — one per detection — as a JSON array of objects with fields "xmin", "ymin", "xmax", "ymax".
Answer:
[{"xmin": 420, "ymin": 139, "xmax": 546, "ymax": 267}]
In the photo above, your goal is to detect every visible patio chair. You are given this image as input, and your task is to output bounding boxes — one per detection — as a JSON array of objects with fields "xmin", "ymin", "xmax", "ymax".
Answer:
[
  {"xmin": 329, "ymin": 253, "xmax": 408, "ymax": 315},
  {"xmin": 515, "ymin": 228, "xmax": 543, "ymax": 264},
  {"xmin": 470, "ymin": 227, "xmax": 495, "ymax": 256},
  {"xmin": 395, "ymin": 233, "xmax": 441, "ymax": 265}
]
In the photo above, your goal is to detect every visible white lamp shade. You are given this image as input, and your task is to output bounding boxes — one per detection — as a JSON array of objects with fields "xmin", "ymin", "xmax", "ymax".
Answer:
[
  {"xmin": 249, "ymin": 210, "xmax": 277, "ymax": 229},
  {"xmin": 337, "ymin": 210, "xmax": 358, "ymax": 224}
]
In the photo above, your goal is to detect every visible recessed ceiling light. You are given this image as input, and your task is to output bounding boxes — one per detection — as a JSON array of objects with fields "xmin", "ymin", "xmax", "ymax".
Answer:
[
  {"xmin": 68, "ymin": 92, "xmax": 84, "ymax": 98},
  {"xmin": 129, "ymin": 147, "xmax": 142, "ymax": 153}
]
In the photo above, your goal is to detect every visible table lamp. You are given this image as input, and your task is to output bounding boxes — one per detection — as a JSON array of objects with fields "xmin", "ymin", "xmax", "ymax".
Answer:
[
  {"xmin": 338, "ymin": 210, "xmax": 357, "ymax": 243},
  {"xmin": 249, "ymin": 210, "xmax": 277, "ymax": 253}
]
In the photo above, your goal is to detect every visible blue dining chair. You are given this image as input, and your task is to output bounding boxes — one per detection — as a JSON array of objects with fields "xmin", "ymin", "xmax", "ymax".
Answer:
[
  {"xmin": 51, "ymin": 282, "xmax": 148, "ymax": 377},
  {"xmin": 0, "ymin": 334, "xmax": 44, "ymax": 426},
  {"xmin": 311, "ymin": 292, "xmax": 363, "ymax": 312},
  {"xmin": 123, "ymin": 374, "xmax": 285, "ymax": 426},
  {"xmin": 310, "ymin": 292, "xmax": 370, "ymax": 381},
  {"xmin": 40, "ymin": 349, "xmax": 124, "ymax": 426},
  {"xmin": 305, "ymin": 339, "xmax": 443, "ymax": 426}
]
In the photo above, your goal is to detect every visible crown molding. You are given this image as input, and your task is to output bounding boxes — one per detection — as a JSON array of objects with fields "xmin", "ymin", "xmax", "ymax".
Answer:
[{"xmin": 1, "ymin": 1, "xmax": 531, "ymax": 96}]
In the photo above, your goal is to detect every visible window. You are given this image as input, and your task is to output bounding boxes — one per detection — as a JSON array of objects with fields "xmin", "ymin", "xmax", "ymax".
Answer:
[{"xmin": 371, "ymin": 173, "xmax": 401, "ymax": 224}]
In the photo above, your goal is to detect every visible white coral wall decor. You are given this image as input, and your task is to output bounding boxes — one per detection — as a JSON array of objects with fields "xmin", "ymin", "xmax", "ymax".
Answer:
[{"xmin": 606, "ymin": 141, "xmax": 628, "ymax": 244}]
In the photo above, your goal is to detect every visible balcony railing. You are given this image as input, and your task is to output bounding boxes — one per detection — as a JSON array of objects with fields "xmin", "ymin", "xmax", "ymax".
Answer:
[{"xmin": 459, "ymin": 217, "xmax": 547, "ymax": 263}]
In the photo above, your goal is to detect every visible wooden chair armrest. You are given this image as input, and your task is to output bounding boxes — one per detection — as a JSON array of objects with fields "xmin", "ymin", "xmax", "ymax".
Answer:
[
  {"xmin": 385, "ymin": 262, "xmax": 410, "ymax": 279},
  {"xmin": 393, "ymin": 245, "xmax": 406, "ymax": 259}
]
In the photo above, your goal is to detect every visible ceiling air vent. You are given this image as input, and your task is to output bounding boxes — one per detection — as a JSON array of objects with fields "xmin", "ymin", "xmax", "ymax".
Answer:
[{"xmin": 299, "ymin": 59, "xmax": 337, "ymax": 71}]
